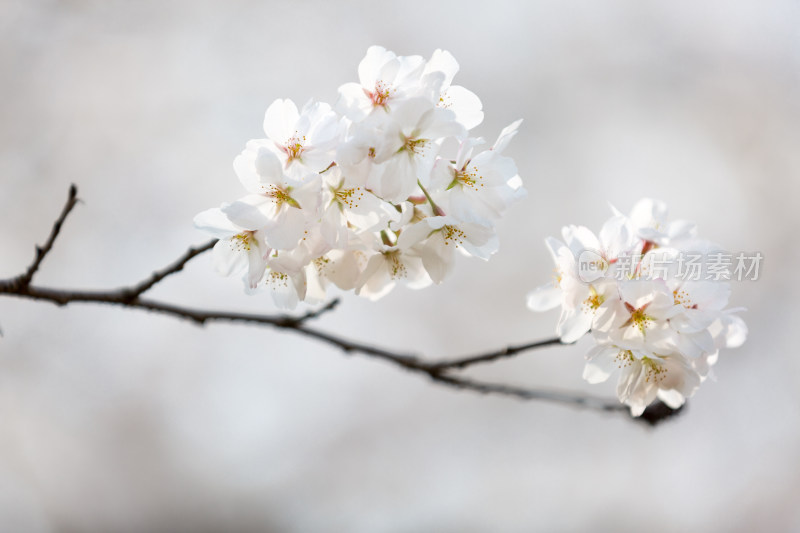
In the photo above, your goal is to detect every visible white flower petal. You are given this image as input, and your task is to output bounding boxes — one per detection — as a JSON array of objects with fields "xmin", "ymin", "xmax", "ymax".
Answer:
[
  {"xmin": 582, "ymin": 345, "xmax": 618, "ymax": 384},
  {"xmin": 264, "ymin": 207, "xmax": 306, "ymax": 250},
  {"xmin": 526, "ymin": 284, "xmax": 562, "ymax": 312},
  {"xmin": 443, "ymin": 85, "xmax": 483, "ymax": 130},
  {"xmin": 263, "ymin": 98, "xmax": 300, "ymax": 144},
  {"xmin": 194, "ymin": 208, "xmax": 240, "ymax": 238},
  {"xmin": 558, "ymin": 309, "xmax": 593, "ymax": 343},
  {"xmin": 212, "ymin": 238, "xmax": 247, "ymax": 277}
]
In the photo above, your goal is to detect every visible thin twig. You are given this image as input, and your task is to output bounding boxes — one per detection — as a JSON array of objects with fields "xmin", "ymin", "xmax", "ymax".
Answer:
[
  {"xmin": 122, "ymin": 239, "xmax": 218, "ymax": 300},
  {"xmin": 15, "ymin": 184, "xmax": 79, "ymax": 289},
  {"xmin": 291, "ymin": 298, "xmax": 341, "ymax": 323},
  {"xmin": 427, "ymin": 372, "xmax": 624, "ymax": 412},
  {"xmin": 430, "ymin": 337, "xmax": 566, "ymax": 370},
  {"xmin": 0, "ymin": 184, "xmax": 684, "ymax": 426}
]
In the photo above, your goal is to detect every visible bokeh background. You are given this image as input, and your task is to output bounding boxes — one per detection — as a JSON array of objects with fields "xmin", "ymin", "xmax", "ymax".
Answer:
[{"xmin": 1, "ymin": 1, "xmax": 798, "ymax": 531}]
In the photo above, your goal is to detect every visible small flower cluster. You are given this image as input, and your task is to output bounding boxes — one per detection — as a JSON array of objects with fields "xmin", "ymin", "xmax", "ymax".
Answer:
[
  {"xmin": 195, "ymin": 46, "xmax": 525, "ymax": 308},
  {"xmin": 527, "ymin": 199, "xmax": 747, "ymax": 416}
]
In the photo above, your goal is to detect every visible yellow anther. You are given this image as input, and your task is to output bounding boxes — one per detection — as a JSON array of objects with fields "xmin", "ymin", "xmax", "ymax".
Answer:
[
  {"xmin": 642, "ymin": 357, "xmax": 667, "ymax": 383},
  {"xmin": 441, "ymin": 225, "xmax": 466, "ymax": 248},
  {"xmin": 582, "ymin": 286, "xmax": 605, "ymax": 312},
  {"xmin": 283, "ymin": 132, "xmax": 307, "ymax": 162},
  {"xmin": 230, "ymin": 232, "xmax": 253, "ymax": 252}
]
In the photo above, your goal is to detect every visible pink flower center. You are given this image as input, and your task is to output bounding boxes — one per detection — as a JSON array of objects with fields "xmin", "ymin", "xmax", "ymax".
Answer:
[
  {"xmin": 282, "ymin": 134, "xmax": 306, "ymax": 163},
  {"xmin": 367, "ymin": 80, "xmax": 392, "ymax": 107}
]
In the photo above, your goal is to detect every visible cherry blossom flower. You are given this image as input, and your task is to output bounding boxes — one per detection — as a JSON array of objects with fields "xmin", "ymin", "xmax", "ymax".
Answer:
[
  {"xmin": 318, "ymin": 165, "xmax": 399, "ymax": 247},
  {"xmin": 583, "ymin": 345, "xmax": 702, "ymax": 416},
  {"xmin": 368, "ymin": 97, "xmax": 466, "ymax": 202},
  {"xmin": 259, "ymin": 99, "xmax": 342, "ymax": 183},
  {"xmin": 422, "ymin": 49, "xmax": 484, "ymax": 130},
  {"xmin": 613, "ymin": 197, "xmax": 696, "ymax": 247},
  {"xmin": 232, "ymin": 144, "xmax": 322, "ymax": 250},
  {"xmin": 527, "ymin": 219, "xmax": 636, "ymax": 342},
  {"xmin": 197, "ymin": 45, "xmax": 524, "ymax": 308},
  {"xmin": 193, "ymin": 206, "xmax": 269, "ymax": 290},
  {"xmin": 528, "ymin": 199, "xmax": 747, "ymax": 415},
  {"xmin": 336, "ymin": 46, "xmax": 428, "ymax": 122},
  {"xmin": 429, "ymin": 120, "xmax": 526, "ymax": 225},
  {"xmin": 356, "ymin": 245, "xmax": 431, "ymax": 301},
  {"xmin": 397, "ymin": 215, "xmax": 498, "ymax": 283}
]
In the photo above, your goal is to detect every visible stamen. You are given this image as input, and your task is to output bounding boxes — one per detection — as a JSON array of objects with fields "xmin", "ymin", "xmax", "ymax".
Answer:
[
  {"xmin": 281, "ymin": 132, "xmax": 306, "ymax": 163},
  {"xmin": 368, "ymin": 80, "xmax": 392, "ymax": 107},
  {"xmin": 438, "ymin": 90, "xmax": 452, "ymax": 109},
  {"xmin": 552, "ymin": 268, "xmax": 562, "ymax": 288},
  {"xmin": 620, "ymin": 302, "xmax": 654, "ymax": 334},
  {"xmin": 384, "ymin": 251, "xmax": 407, "ymax": 280},
  {"xmin": 582, "ymin": 286, "xmax": 605, "ymax": 312},
  {"xmin": 313, "ymin": 256, "xmax": 331, "ymax": 277},
  {"xmin": 266, "ymin": 271, "xmax": 289, "ymax": 289},
  {"xmin": 230, "ymin": 232, "xmax": 253, "ymax": 252},
  {"xmin": 334, "ymin": 187, "xmax": 364, "ymax": 209},
  {"xmin": 449, "ymin": 165, "xmax": 485, "ymax": 191},
  {"xmin": 401, "ymin": 137, "xmax": 428, "ymax": 155},
  {"xmin": 673, "ymin": 288, "xmax": 697, "ymax": 309},
  {"xmin": 642, "ymin": 357, "xmax": 667, "ymax": 383},
  {"xmin": 263, "ymin": 184, "xmax": 300, "ymax": 209},
  {"xmin": 441, "ymin": 225, "xmax": 466, "ymax": 248},
  {"xmin": 615, "ymin": 349, "xmax": 635, "ymax": 368}
]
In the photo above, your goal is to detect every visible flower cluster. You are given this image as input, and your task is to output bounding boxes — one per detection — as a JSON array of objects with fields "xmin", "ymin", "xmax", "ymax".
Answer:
[
  {"xmin": 195, "ymin": 46, "xmax": 525, "ymax": 308},
  {"xmin": 527, "ymin": 199, "xmax": 747, "ymax": 416}
]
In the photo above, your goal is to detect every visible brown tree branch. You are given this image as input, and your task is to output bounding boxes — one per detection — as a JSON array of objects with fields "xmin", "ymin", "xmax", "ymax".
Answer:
[{"xmin": 0, "ymin": 184, "xmax": 683, "ymax": 426}]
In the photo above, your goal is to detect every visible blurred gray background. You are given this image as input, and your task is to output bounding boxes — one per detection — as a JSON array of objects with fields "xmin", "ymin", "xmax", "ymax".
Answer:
[{"xmin": 1, "ymin": 1, "xmax": 798, "ymax": 531}]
